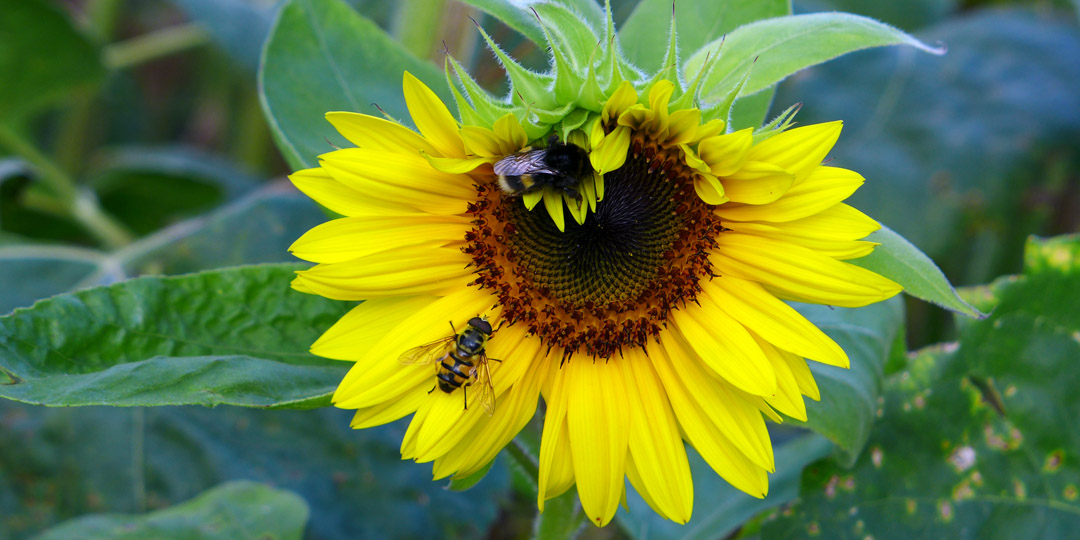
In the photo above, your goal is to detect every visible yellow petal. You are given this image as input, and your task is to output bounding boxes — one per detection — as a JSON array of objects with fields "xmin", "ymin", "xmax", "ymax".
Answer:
[
  {"xmin": 698, "ymin": 128, "xmax": 753, "ymax": 177},
  {"xmin": 318, "ymin": 148, "xmax": 473, "ymax": 215},
  {"xmin": 694, "ymin": 173, "xmax": 729, "ymax": 205},
  {"xmin": 711, "ymin": 232, "xmax": 902, "ymax": 308},
  {"xmin": 751, "ymin": 334, "xmax": 808, "ymax": 421},
  {"xmin": 459, "ymin": 125, "xmax": 504, "ymax": 157},
  {"xmin": 289, "ymin": 215, "xmax": 467, "ymax": 263},
  {"xmin": 723, "ymin": 221, "xmax": 877, "ymax": 260},
  {"xmin": 590, "ymin": 126, "xmax": 630, "ymax": 174},
  {"xmin": 326, "ymin": 111, "xmax": 437, "ymax": 154},
  {"xmin": 670, "ymin": 292, "xmax": 777, "ymax": 396},
  {"xmin": 622, "ymin": 356, "xmax": 694, "ymax": 523},
  {"xmin": 424, "ymin": 154, "xmax": 493, "ymax": 174},
  {"xmin": 692, "ymin": 118, "xmax": 726, "ymax": 142},
  {"xmin": 747, "ymin": 121, "xmax": 842, "ymax": 182},
  {"xmin": 651, "ymin": 343, "xmax": 769, "ymax": 497},
  {"xmin": 542, "ymin": 189, "xmax": 566, "ymax": 232},
  {"xmin": 625, "ymin": 456, "xmax": 671, "ymax": 521},
  {"xmin": 332, "ymin": 287, "xmax": 496, "ymax": 409},
  {"xmin": 601, "ymin": 80, "xmax": 637, "ymax": 124},
  {"xmin": 350, "ymin": 386, "xmax": 427, "ymax": 428},
  {"xmin": 538, "ymin": 363, "xmax": 575, "ymax": 509},
  {"xmin": 565, "ymin": 357, "xmax": 630, "ymax": 527},
  {"xmin": 659, "ymin": 337, "xmax": 775, "ymax": 471},
  {"xmin": 663, "ymin": 109, "xmax": 699, "ymax": 147},
  {"xmin": 312, "ymin": 295, "xmax": 438, "ymax": 361},
  {"xmin": 617, "ymin": 104, "xmax": 653, "ymax": 132},
  {"xmin": 432, "ymin": 353, "xmax": 547, "ymax": 479},
  {"xmin": 715, "ymin": 166, "xmax": 864, "ymax": 223},
  {"xmin": 704, "ymin": 276, "xmax": 849, "ymax": 368},
  {"xmin": 493, "ymin": 113, "xmax": 528, "ymax": 152},
  {"xmin": 646, "ymin": 80, "xmax": 675, "ymax": 133},
  {"xmin": 294, "ymin": 247, "xmax": 470, "ymax": 300},
  {"xmin": 781, "ymin": 349, "xmax": 821, "ymax": 401},
  {"xmin": 721, "ymin": 161, "xmax": 795, "ymax": 204},
  {"xmin": 403, "ymin": 71, "xmax": 465, "ymax": 158},
  {"xmin": 290, "ymin": 167, "xmax": 418, "ymax": 216}
]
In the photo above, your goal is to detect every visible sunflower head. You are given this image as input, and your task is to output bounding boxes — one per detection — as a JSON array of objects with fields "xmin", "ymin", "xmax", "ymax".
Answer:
[{"xmin": 288, "ymin": 1, "xmax": 902, "ymax": 529}]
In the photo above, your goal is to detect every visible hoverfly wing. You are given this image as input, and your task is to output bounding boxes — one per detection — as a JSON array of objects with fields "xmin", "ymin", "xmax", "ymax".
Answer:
[
  {"xmin": 471, "ymin": 353, "xmax": 498, "ymax": 416},
  {"xmin": 398, "ymin": 337, "xmax": 454, "ymax": 365},
  {"xmin": 493, "ymin": 150, "xmax": 556, "ymax": 176}
]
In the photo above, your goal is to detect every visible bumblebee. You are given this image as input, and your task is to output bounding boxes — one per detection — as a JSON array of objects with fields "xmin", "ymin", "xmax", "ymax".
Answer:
[
  {"xmin": 399, "ymin": 316, "xmax": 500, "ymax": 414},
  {"xmin": 494, "ymin": 136, "xmax": 589, "ymax": 200}
]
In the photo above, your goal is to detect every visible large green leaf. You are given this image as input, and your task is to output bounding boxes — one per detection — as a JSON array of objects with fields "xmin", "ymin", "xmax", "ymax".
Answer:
[
  {"xmin": 0, "ymin": 263, "xmax": 350, "ymax": 408},
  {"xmin": 30, "ymin": 481, "xmax": 309, "ymax": 540},
  {"xmin": 684, "ymin": 13, "xmax": 943, "ymax": 105},
  {"xmin": 618, "ymin": 433, "xmax": 833, "ymax": 540},
  {"xmin": 170, "ymin": 0, "xmax": 277, "ymax": 72},
  {"xmin": 259, "ymin": 0, "xmax": 448, "ymax": 170},
  {"xmin": 0, "ymin": 0, "xmax": 104, "ymax": 121},
  {"xmin": 0, "ymin": 245, "xmax": 105, "ymax": 315},
  {"xmin": 794, "ymin": 297, "xmax": 905, "ymax": 461},
  {"xmin": 763, "ymin": 234, "xmax": 1080, "ymax": 539},
  {"xmin": 772, "ymin": 9, "xmax": 1080, "ymax": 285},
  {"xmin": 0, "ymin": 186, "xmax": 326, "ymax": 314},
  {"xmin": 620, "ymin": 0, "xmax": 789, "ymax": 74},
  {"xmin": 0, "ymin": 402, "xmax": 509, "ymax": 540},
  {"xmin": 850, "ymin": 225, "xmax": 984, "ymax": 318}
]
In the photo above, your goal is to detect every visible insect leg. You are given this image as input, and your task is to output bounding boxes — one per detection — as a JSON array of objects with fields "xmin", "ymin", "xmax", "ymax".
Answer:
[{"xmin": 462, "ymin": 384, "xmax": 469, "ymax": 410}]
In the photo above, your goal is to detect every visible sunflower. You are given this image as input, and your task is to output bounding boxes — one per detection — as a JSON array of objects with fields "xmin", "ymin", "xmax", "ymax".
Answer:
[{"xmin": 288, "ymin": 5, "xmax": 901, "ymax": 527}]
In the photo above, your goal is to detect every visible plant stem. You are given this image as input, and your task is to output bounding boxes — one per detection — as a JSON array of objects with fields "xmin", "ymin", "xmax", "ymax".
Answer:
[
  {"xmin": 104, "ymin": 23, "xmax": 210, "ymax": 70},
  {"xmin": 0, "ymin": 123, "xmax": 133, "ymax": 249},
  {"xmin": 508, "ymin": 438, "xmax": 541, "ymax": 484}
]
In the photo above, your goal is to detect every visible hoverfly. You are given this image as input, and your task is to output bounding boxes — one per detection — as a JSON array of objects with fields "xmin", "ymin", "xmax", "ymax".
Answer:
[{"xmin": 399, "ymin": 316, "xmax": 500, "ymax": 414}]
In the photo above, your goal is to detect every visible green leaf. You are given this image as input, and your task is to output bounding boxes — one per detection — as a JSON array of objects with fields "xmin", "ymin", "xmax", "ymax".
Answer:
[
  {"xmin": 0, "ymin": 245, "xmax": 105, "ymax": 315},
  {"xmin": 685, "ymin": 13, "xmax": 944, "ymax": 105},
  {"xmin": 800, "ymin": 0, "xmax": 957, "ymax": 32},
  {"xmin": 0, "ymin": 0, "xmax": 105, "ymax": 122},
  {"xmin": 619, "ymin": 0, "xmax": 789, "ymax": 74},
  {"xmin": 0, "ymin": 263, "xmax": 350, "ymax": 408},
  {"xmin": 30, "ymin": 481, "xmax": 309, "ymax": 540},
  {"xmin": 447, "ymin": 458, "xmax": 497, "ymax": 492},
  {"xmin": 169, "ymin": 0, "xmax": 276, "ymax": 72},
  {"xmin": 459, "ymin": 0, "xmax": 603, "ymax": 48},
  {"xmin": 772, "ymin": 9, "xmax": 1080, "ymax": 287},
  {"xmin": 619, "ymin": 433, "xmax": 833, "ymax": 540},
  {"xmin": 0, "ymin": 402, "xmax": 510, "ymax": 540},
  {"xmin": 89, "ymin": 146, "xmax": 260, "ymax": 235},
  {"xmin": 533, "ymin": 489, "xmax": 586, "ymax": 540},
  {"xmin": 849, "ymin": 225, "xmax": 986, "ymax": 318},
  {"xmin": 763, "ymin": 234, "xmax": 1080, "ymax": 540},
  {"xmin": 729, "ymin": 88, "xmax": 776, "ymax": 131},
  {"xmin": 793, "ymin": 296, "xmax": 905, "ymax": 461},
  {"xmin": 259, "ymin": 0, "xmax": 448, "ymax": 170}
]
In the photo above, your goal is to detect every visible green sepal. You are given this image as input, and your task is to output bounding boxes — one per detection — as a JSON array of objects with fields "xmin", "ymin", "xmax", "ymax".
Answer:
[
  {"xmin": 532, "ymin": 102, "xmax": 576, "ymax": 125},
  {"xmin": 446, "ymin": 53, "xmax": 513, "ymax": 126},
  {"xmin": 670, "ymin": 43, "xmax": 718, "ymax": 111},
  {"xmin": 598, "ymin": 0, "xmax": 632, "ymax": 94},
  {"xmin": 654, "ymin": 8, "xmax": 682, "ymax": 98},
  {"xmin": 532, "ymin": 4, "xmax": 600, "ymax": 72},
  {"xmin": 701, "ymin": 61, "xmax": 753, "ymax": 125},
  {"xmin": 558, "ymin": 108, "xmax": 591, "ymax": 141},
  {"xmin": 531, "ymin": 9, "xmax": 585, "ymax": 106},
  {"xmin": 753, "ymin": 101, "xmax": 802, "ymax": 143},
  {"xmin": 577, "ymin": 45, "xmax": 607, "ymax": 112},
  {"xmin": 474, "ymin": 20, "xmax": 556, "ymax": 110},
  {"xmin": 444, "ymin": 59, "xmax": 485, "ymax": 126}
]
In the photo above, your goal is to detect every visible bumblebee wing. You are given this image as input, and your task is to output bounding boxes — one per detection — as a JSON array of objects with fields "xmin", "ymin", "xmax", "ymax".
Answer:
[
  {"xmin": 471, "ymin": 354, "xmax": 497, "ymax": 416},
  {"xmin": 398, "ymin": 338, "xmax": 453, "ymax": 365},
  {"xmin": 494, "ymin": 150, "xmax": 556, "ymax": 176}
]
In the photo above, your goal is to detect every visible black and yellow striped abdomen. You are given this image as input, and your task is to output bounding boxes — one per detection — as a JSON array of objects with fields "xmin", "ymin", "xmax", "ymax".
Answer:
[{"xmin": 435, "ymin": 350, "xmax": 477, "ymax": 393}]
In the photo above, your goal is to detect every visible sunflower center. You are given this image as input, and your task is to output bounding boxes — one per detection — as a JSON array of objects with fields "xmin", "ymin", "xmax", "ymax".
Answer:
[{"xmin": 465, "ymin": 135, "xmax": 723, "ymax": 359}]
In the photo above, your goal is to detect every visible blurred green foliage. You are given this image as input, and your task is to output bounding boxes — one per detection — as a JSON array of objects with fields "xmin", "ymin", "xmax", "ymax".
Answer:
[{"xmin": 0, "ymin": 0, "xmax": 1077, "ymax": 539}]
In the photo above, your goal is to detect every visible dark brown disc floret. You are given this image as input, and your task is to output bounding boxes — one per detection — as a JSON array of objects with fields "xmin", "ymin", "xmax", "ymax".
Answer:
[{"xmin": 463, "ymin": 135, "xmax": 723, "ymax": 360}]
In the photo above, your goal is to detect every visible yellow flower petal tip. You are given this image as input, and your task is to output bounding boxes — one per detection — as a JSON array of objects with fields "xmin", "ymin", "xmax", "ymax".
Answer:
[{"xmin": 288, "ymin": 8, "xmax": 906, "ymax": 529}]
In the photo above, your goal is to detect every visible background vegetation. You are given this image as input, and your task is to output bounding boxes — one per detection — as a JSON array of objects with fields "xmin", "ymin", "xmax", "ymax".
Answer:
[{"xmin": 0, "ymin": 0, "xmax": 1077, "ymax": 539}]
